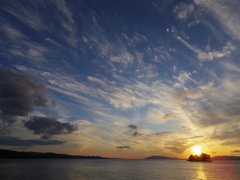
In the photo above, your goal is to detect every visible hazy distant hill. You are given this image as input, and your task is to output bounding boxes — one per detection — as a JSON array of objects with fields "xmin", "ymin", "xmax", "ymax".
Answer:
[
  {"xmin": 145, "ymin": 155, "xmax": 178, "ymax": 160},
  {"xmin": 212, "ymin": 156, "xmax": 240, "ymax": 160},
  {"xmin": 0, "ymin": 149, "xmax": 110, "ymax": 159}
]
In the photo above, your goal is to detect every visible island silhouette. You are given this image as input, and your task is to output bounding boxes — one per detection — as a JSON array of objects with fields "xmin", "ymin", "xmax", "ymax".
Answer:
[{"xmin": 188, "ymin": 153, "xmax": 212, "ymax": 162}]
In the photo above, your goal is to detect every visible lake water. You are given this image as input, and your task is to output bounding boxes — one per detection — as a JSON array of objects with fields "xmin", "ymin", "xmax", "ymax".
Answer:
[{"xmin": 0, "ymin": 159, "xmax": 240, "ymax": 180}]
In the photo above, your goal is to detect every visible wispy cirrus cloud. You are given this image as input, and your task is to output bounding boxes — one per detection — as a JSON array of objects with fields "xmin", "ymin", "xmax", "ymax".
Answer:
[
  {"xmin": 122, "ymin": 32, "xmax": 148, "ymax": 47},
  {"xmin": 195, "ymin": 0, "xmax": 240, "ymax": 41},
  {"xmin": 211, "ymin": 128, "xmax": 240, "ymax": 141},
  {"xmin": 176, "ymin": 36, "xmax": 236, "ymax": 61},
  {"xmin": 2, "ymin": 0, "xmax": 44, "ymax": 31},
  {"xmin": 193, "ymin": 79, "xmax": 240, "ymax": 128},
  {"xmin": 1, "ymin": 0, "xmax": 79, "ymax": 65},
  {"xmin": 0, "ymin": 24, "xmax": 26, "ymax": 40},
  {"xmin": 1, "ymin": 24, "xmax": 49, "ymax": 62}
]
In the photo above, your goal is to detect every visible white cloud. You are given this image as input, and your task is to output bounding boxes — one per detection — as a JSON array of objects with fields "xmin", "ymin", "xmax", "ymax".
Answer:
[
  {"xmin": 9, "ymin": 43, "xmax": 48, "ymax": 62},
  {"xmin": 3, "ymin": 0, "xmax": 78, "ymax": 47},
  {"xmin": 173, "ymin": 71, "xmax": 196, "ymax": 85},
  {"xmin": 173, "ymin": 3, "xmax": 194, "ymax": 20},
  {"xmin": 88, "ymin": 76, "xmax": 108, "ymax": 87},
  {"xmin": 45, "ymin": 38, "xmax": 64, "ymax": 48},
  {"xmin": 173, "ymin": 66, "xmax": 176, "ymax": 72},
  {"xmin": 197, "ymin": 42, "xmax": 236, "ymax": 61},
  {"xmin": 177, "ymin": 36, "xmax": 236, "ymax": 61},
  {"xmin": 221, "ymin": 62, "xmax": 240, "ymax": 73},
  {"xmin": 1, "ymin": 23, "xmax": 49, "ymax": 62},
  {"xmin": 195, "ymin": 0, "xmax": 240, "ymax": 41},
  {"xmin": 3, "ymin": 1, "xmax": 44, "ymax": 31},
  {"xmin": 122, "ymin": 32, "xmax": 148, "ymax": 47},
  {"xmin": 50, "ymin": 0, "xmax": 74, "ymax": 24},
  {"xmin": 0, "ymin": 24, "xmax": 26, "ymax": 40}
]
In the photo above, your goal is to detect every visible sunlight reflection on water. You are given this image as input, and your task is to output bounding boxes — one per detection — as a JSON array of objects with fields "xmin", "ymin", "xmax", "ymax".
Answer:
[
  {"xmin": 0, "ymin": 159, "xmax": 240, "ymax": 180},
  {"xmin": 197, "ymin": 163, "xmax": 207, "ymax": 180}
]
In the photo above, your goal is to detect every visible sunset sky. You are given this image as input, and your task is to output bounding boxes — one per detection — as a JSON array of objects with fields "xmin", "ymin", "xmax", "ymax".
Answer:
[{"xmin": 1, "ymin": 0, "xmax": 240, "ymax": 159}]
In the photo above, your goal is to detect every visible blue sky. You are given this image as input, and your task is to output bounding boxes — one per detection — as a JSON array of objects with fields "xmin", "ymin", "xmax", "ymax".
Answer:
[{"xmin": 1, "ymin": 0, "xmax": 240, "ymax": 159}]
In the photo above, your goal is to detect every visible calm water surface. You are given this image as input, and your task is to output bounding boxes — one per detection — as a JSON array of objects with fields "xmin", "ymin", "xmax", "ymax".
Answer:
[{"xmin": 0, "ymin": 159, "xmax": 240, "ymax": 180}]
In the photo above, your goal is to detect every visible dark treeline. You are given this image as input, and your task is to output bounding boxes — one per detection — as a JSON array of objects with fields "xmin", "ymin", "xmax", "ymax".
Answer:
[{"xmin": 0, "ymin": 149, "xmax": 111, "ymax": 159}]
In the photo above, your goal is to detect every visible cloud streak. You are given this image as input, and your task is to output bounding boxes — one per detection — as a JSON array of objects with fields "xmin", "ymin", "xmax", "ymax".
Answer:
[{"xmin": 176, "ymin": 36, "xmax": 235, "ymax": 61}]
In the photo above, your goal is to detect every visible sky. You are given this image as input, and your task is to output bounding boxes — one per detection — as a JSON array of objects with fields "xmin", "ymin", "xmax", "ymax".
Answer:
[{"xmin": 0, "ymin": 0, "xmax": 240, "ymax": 159}]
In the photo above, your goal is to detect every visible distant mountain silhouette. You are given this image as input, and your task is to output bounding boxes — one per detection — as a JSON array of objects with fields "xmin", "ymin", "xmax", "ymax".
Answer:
[
  {"xmin": 212, "ymin": 156, "xmax": 240, "ymax": 160},
  {"xmin": 145, "ymin": 155, "xmax": 178, "ymax": 160},
  {"xmin": 0, "ymin": 149, "xmax": 112, "ymax": 159}
]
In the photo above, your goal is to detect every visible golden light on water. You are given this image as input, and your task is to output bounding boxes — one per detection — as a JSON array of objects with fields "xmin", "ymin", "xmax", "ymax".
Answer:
[
  {"xmin": 197, "ymin": 164, "xmax": 207, "ymax": 180},
  {"xmin": 192, "ymin": 145, "xmax": 201, "ymax": 155}
]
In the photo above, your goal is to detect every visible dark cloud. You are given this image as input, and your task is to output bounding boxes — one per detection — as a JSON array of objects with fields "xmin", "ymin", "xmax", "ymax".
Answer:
[
  {"xmin": 231, "ymin": 150, "xmax": 240, "ymax": 153},
  {"xmin": 0, "ymin": 113, "xmax": 17, "ymax": 136},
  {"xmin": 133, "ymin": 131, "xmax": 141, "ymax": 137},
  {"xmin": 162, "ymin": 112, "xmax": 177, "ymax": 119},
  {"xmin": 128, "ymin": 124, "xmax": 138, "ymax": 130},
  {"xmin": 0, "ymin": 68, "xmax": 76, "ymax": 140},
  {"xmin": 127, "ymin": 125, "xmax": 142, "ymax": 137},
  {"xmin": 128, "ymin": 125, "xmax": 176, "ymax": 138},
  {"xmin": 24, "ymin": 116, "xmax": 78, "ymax": 139},
  {"xmin": 151, "ymin": 132, "xmax": 175, "ymax": 136},
  {"xmin": 0, "ymin": 68, "xmax": 48, "ymax": 116},
  {"xmin": 0, "ymin": 113, "xmax": 17, "ymax": 124},
  {"xmin": 0, "ymin": 136, "xmax": 65, "ymax": 147},
  {"xmin": 0, "ymin": 67, "xmax": 51, "ymax": 136},
  {"xmin": 116, "ymin": 146, "xmax": 130, "ymax": 149}
]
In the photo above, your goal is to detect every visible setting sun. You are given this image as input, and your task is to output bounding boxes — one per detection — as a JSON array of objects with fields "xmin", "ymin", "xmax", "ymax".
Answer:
[{"xmin": 192, "ymin": 146, "xmax": 201, "ymax": 155}]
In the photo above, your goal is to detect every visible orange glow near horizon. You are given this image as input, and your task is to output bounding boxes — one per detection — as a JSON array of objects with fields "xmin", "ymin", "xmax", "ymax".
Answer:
[{"xmin": 192, "ymin": 145, "xmax": 201, "ymax": 155}]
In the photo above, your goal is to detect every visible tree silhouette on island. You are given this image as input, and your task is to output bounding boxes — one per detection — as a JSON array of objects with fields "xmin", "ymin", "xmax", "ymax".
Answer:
[{"xmin": 188, "ymin": 153, "xmax": 212, "ymax": 162}]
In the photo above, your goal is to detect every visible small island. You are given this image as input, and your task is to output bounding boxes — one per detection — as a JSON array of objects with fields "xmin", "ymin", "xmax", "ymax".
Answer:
[{"xmin": 188, "ymin": 153, "xmax": 212, "ymax": 162}]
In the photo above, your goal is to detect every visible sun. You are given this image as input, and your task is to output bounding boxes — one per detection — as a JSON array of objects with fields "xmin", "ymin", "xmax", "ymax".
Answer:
[{"xmin": 192, "ymin": 145, "xmax": 201, "ymax": 155}]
